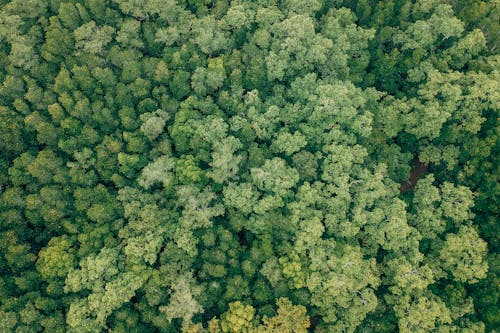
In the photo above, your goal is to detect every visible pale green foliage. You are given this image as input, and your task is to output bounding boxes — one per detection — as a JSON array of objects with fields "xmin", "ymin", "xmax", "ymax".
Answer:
[
  {"xmin": 138, "ymin": 155, "xmax": 175, "ymax": 190},
  {"xmin": 223, "ymin": 3, "xmax": 255, "ymax": 30},
  {"xmin": 195, "ymin": 116, "xmax": 230, "ymax": 145},
  {"xmin": 116, "ymin": 19, "xmax": 143, "ymax": 49},
  {"xmin": 440, "ymin": 182, "xmax": 475, "ymax": 223},
  {"xmin": 89, "ymin": 271, "xmax": 148, "ymax": 324},
  {"xmin": 281, "ymin": 0, "xmax": 321, "ymax": 16},
  {"xmin": 356, "ymin": 186, "xmax": 414, "ymax": 252},
  {"xmin": 140, "ymin": 110, "xmax": 169, "ymax": 140},
  {"xmin": 112, "ymin": 0, "xmax": 170, "ymax": 19},
  {"xmin": 220, "ymin": 301, "xmax": 255, "ymax": 333},
  {"xmin": 260, "ymin": 257, "xmax": 284, "ymax": 288},
  {"xmin": 411, "ymin": 175, "xmax": 476, "ymax": 239},
  {"xmin": 67, "ymin": 270, "xmax": 149, "ymax": 332},
  {"xmin": 400, "ymin": 68, "xmax": 499, "ymax": 149},
  {"xmin": 223, "ymin": 182, "xmax": 258, "ymax": 215},
  {"xmin": 66, "ymin": 299, "xmax": 102, "ymax": 333},
  {"xmin": 154, "ymin": 60, "xmax": 169, "ymax": 83},
  {"xmin": 2, "ymin": 0, "xmax": 47, "ymax": 19},
  {"xmin": 396, "ymin": 296, "xmax": 452, "ymax": 333},
  {"xmin": 386, "ymin": 258, "xmax": 435, "ymax": 295},
  {"xmin": 74, "ymin": 21, "xmax": 115, "ymax": 55},
  {"xmin": 174, "ymin": 186, "xmax": 224, "ymax": 256},
  {"xmin": 394, "ymin": 4, "xmax": 464, "ymax": 52},
  {"xmin": 287, "ymin": 182, "xmax": 325, "ymax": 251},
  {"xmin": 117, "ymin": 187, "xmax": 171, "ymax": 265},
  {"xmin": 65, "ymin": 247, "xmax": 121, "ymax": 293},
  {"xmin": 258, "ymin": 298, "xmax": 310, "ymax": 332},
  {"xmin": 320, "ymin": 8, "xmax": 375, "ymax": 80},
  {"xmin": 321, "ymin": 143, "xmax": 367, "ymax": 184},
  {"xmin": 208, "ymin": 136, "xmax": 243, "ymax": 183},
  {"xmin": 307, "ymin": 242, "xmax": 380, "ymax": 329},
  {"xmin": 410, "ymin": 175, "xmax": 445, "ymax": 239},
  {"xmin": 404, "ymin": 99, "xmax": 453, "ymax": 140},
  {"xmin": 159, "ymin": 273, "xmax": 204, "ymax": 324},
  {"xmin": 251, "ymin": 158, "xmax": 299, "ymax": 195},
  {"xmin": 0, "ymin": 1, "xmax": 496, "ymax": 332},
  {"xmin": 246, "ymin": 104, "xmax": 280, "ymax": 140},
  {"xmin": 305, "ymin": 82, "xmax": 374, "ymax": 146},
  {"xmin": 271, "ymin": 130, "xmax": 307, "ymax": 156},
  {"xmin": 279, "ymin": 253, "xmax": 306, "ymax": 289},
  {"xmin": 177, "ymin": 186, "xmax": 225, "ymax": 229},
  {"xmin": 9, "ymin": 37, "xmax": 38, "ymax": 69},
  {"xmin": 124, "ymin": 232, "xmax": 163, "ymax": 265},
  {"xmin": 445, "ymin": 29, "xmax": 487, "ymax": 68},
  {"xmin": 439, "ymin": 226, "xmax": 488, "ymax": 283},
  {"xmin": 420, "ymin": 144, "xmax": 460, "ymax": 170},
  {"xmin": 266, "ymin": 15, "xmax": 333, "ymax": 80},
  {"xmin": 65, "ymin": 248, "xmax": 150, "ymax": 331},
  {"xmin": 36, "ymin": 235, "xmax": 76, "ymax": 280},
  {"xmin": 26, "ymin": 149, "xmax": 65, "ymax": 184},
  {"xmin": 58, "ymin": 3, "xmax": 81, "ymax": 30},
  {"xmin": 191, "ymin": 16, "xmax": 229, "ymax": 55},
  {"xmin": 191, "ymin": 58, "xmax": 226, "ymax": 96}
]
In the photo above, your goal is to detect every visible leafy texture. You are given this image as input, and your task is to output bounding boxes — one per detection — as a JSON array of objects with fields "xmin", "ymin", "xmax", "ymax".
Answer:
[{"xmin": 0, "ymin": 0, "xmax": 497, "ymax": 332}]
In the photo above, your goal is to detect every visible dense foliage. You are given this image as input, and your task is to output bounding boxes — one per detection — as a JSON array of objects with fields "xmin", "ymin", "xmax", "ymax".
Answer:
[{"xmin": 0, "ymin": 0, "xmax": 498, "ymax": 332}]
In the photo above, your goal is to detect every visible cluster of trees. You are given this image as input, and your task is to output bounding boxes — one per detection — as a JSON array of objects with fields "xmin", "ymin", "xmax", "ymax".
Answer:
[{"xmin": 0, "ymin": 0, "xmax": 498, "ymax": 332}]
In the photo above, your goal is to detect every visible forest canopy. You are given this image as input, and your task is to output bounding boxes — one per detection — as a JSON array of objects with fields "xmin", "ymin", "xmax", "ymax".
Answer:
[{"xmin": 0, "ymin": 0, "xmax": 499, "ymax": 332}]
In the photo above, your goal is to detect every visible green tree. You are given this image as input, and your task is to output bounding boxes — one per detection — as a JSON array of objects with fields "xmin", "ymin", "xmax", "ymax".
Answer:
[
  {"xmin": 219, "ymin": 301, "xmax": 255, "ymax": 333},
  {"xmin": 74, "ymin": 21, "xmax": 115, "ymax": 56},
  {"xmin": 159, "ymin": 273, "xmax": 204, "ymax": 325},
  {"xmin": 438, "ymin": 226, "xmax": 488, "ymax": 284},
  {"xmin": 258, "ymin": 298, "xmax": 310, "ymax": 333}
]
